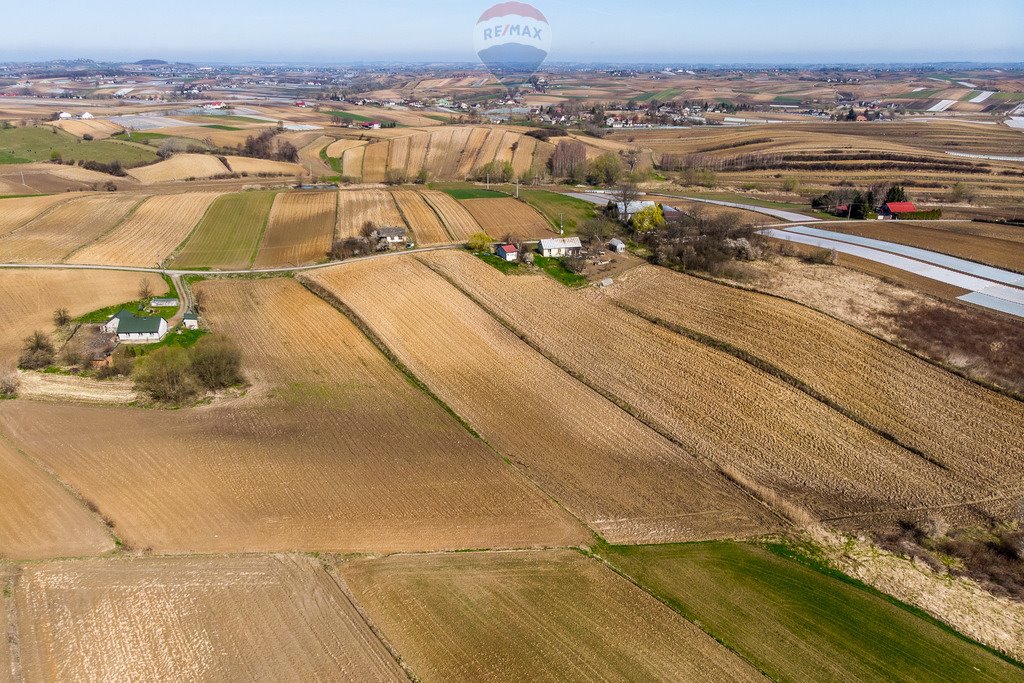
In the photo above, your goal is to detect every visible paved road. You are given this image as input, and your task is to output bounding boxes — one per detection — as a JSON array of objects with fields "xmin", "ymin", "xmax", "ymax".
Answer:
[{"xmin": 0, "ymin": 244, "xmax": 461, "ymax": 278}]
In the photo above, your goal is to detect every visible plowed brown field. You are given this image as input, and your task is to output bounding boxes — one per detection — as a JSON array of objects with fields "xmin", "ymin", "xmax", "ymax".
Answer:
[
  {"xmin": 224, "ymin": 156, "xmax": 306, "ymax": 177},
  {"xmin": 324, "ymin": 138, "xmax": 367, "ymax": 160},
  {"xmin": 0, "ymin": 269, "xmax": 165, "ymax": 369},
  {"xmin": 337, "ymin": 189, "xmax": 406, "ymax": 238},
  {"xmin": 15, "ymin": 554, "xmax": 405, "ymax": 681},
  {"xmin": 0, "ymin": 195, "xmax": 73, "ymax": 237},
  {"xmin": 253, "ymin": 191, "xmax": 335, "ymax": 267},
  {"xmin": 0, "ymin": 279, "xmax": 584, "ymax": 552},
  {"xmin": 0, "ymin": 194, "xmax": 141, "ymax": 263},
  {"xmin": 306, "ymin": 258, "xmax": 776, "ymax": 544},
  {"xmin": 341, "ymin": 144, "xmax": 365, "ymax": 178},
  {"xmin": 392, "ymin": 190, "xmax": 449, "ymax": 244},
  {"xmin": 421, "ymin": 190, "xmax": 481, "ymax": 240},
  {"xmin": 68, "ymin": 192, "xmax": 221, "ymax": 267},
  {"xmin": 461, "ymin": 198, "xmax": 552, "ymax": 240},
  {"xmin": 0, "ymin": 433, "xmax": 112, "ymax": 559},
  {"xmin": 360, "ymin": 141, "xmax": 389, "ymax": 183},
  {"xmin": 609, "ymin": 265, "xmax": 1024, "ymax": 503},
  {"xmin": 421, "ymin": 251, "xmax": 994, "ymax": 526},
  {"xmin": 341, "ymin": 550, "xmax": 762, "ymax": 682}
]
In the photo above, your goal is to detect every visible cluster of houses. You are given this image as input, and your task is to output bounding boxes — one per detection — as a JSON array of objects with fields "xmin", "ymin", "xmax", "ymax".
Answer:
[{"xmin": 495, "ymin": 235, "xmax": 627, "ymax": 262}]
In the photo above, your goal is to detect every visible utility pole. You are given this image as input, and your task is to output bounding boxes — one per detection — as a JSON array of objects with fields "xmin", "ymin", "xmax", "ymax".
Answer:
[
  {"xmin": 559, "ymin": 213, "xmax": 564, "ymax": 234},
  {"xmin": 486, "ymin": 172, "xmax": 490, "ymax": 190},
  {"xmin": 516, "ymin": 177, "xmax": 520, "ymax": 199}
]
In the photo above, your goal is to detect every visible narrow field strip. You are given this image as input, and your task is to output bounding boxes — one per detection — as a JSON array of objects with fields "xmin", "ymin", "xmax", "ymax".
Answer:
[
  {"xmin": 253, "ymin": 191, "xmax": 335, "ymax": 267},
  {"xmin": 170, "ymin": 191, "xmax": 277, "ymax": 270}
]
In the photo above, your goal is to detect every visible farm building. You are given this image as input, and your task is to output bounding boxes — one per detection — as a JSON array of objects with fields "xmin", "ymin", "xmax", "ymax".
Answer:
[
  {"xmin": 497, "ymin": 244, "xmax": 519, "ymax": 262},
  {"xmin": 376, "ymin": 226, "xmax": 408, "ymax": 245},
  {"xmin": 102, "ymin": 309, "xmax": 168, "ymax": 343},
  {"xmin": 615, "ymin": 201, "xmax": 656, "ymax": 220},
  {"xmin": 80, "ymin": 112, "xmax": 94, "ymax": 119},
  {"xmin": 151, "ymin": 298, "xmax": 179, "ymax": 308},
  {"xmin": 882, "ymin": 201, "xmax": 918, "ymax": 218},
  {"xmin": 609, "ymin": 238, "xmax": 626, "ymax": 254},
  {"xmin": 539, "ymin": 237, "xmax": 583, "ymax": 258},
  {"xmin": 183, "ymin": 311, "xmax": 200, "ymax": 330},
  {"xmin": 58, "ymin": 112, "xmax": 72, "ymax": 120}
]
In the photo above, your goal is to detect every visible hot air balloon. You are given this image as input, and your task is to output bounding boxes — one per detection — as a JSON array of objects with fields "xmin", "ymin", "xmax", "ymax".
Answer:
[{"xmin": 473, "ymin": 2, "xmax": 552, "ymax": 91}]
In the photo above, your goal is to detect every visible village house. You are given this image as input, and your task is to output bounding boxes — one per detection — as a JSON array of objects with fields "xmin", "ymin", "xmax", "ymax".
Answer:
[
  {"xmin": 615, "ymin": 201, "xmax": 656, "ymax": 221},
  {"xmin": 538, "ymin": 237, "xmax": 583, "ymax": 258},
  {"xmin": 609, "ymin": 238, "xmax": 627, "ymax": 254},
  {"xmin": 183, "ymin": 311, "xmax": 200, "ymax": 330},
  {"xmin": 882, "ymin": 201, "xmax": 919, "ymax": 219},
  {"xmin": 102, "ymin": 309, "xmax": 168, "ymax": 343},
  {"xmin": 376, "ymin": 226, "xmax": 407, "ymax": 246},
  {"xmin": 496, "ymin": 244, "xmax": 519, "ymax": 262}
]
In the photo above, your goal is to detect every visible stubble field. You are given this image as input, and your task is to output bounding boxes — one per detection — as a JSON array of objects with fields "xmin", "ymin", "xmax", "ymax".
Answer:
[
  {"xmin": 127, "ymin": 154, "xmax": 229, "ymax": 183},
  {"xmin": 0, "ymin": 278, "xmax": 584, "ymax": 553},
  {"xmin": 460, "ymin": 198, "xmax": 552, "ymax": 240},
  {"xmin": 609, "ymin": 265, "xmax": 1024, "ymax": 494},
  {"xmin": 336, "ymin": 189, "xmax": 406, "ymax": 238},
  {"xmin": 253, "ymin": 191, "xmax": 336, "ymax": 267},
  {"xmin": 305, "ymin": 258, "xmax": 777, "ymax": 544},
  {"xmin": 13, "ymin": 554, "xmax": 405, "ymax": 681},
  {"xmin": 0, "ymin": 194, "xmax": 142, "ymax": 263},
  {"xmin": 68, "ymin": 192, "xmax": 221, "ymax": 267},
  {"xmin": 392, "ymin": 189, "xmax": 450, "ymax": 244},
  {"xmin": 0, "ymin": 195, "xmax": 73, "ymax": 237},
  {"xmin": 340, "ymin": 550, "xmax": 763, "ymax": 682},
  {"xmin": 420, "ymin": 250, "xmax": 1000, "ymax": 526},
  {"xmin": 421, "ymin": 190, "xmax": 482, "ymax": 240}
]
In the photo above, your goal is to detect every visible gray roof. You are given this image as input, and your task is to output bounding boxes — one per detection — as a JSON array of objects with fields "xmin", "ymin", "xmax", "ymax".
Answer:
[
  {"xmin": 539, "ymin": 237, "xmax": 582, "ymax": 250},
  {"xmin": 609, "ymin": 238, "xmax": 626, "ymax": 247},
  {"xmin": 377, "ymin": 226, "xmax": 407, "ymax": 238},
  {"xmin": 108, "ymin": 309, "xmax": 164, "ymax": 335}
]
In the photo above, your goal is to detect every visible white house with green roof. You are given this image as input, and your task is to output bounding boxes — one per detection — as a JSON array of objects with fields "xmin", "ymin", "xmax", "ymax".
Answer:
[{"xmin": 102, "ymin": 309, "xmax": 168, "ymax": 343}]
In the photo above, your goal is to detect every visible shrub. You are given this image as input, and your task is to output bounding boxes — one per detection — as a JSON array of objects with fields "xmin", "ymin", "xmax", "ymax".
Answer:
[
  {"xmin": 18, "ymin": 331, "xmax": 55, "ymax": 370},
  {"xmin": 132, "ymin": 346, "xmax": 200, "ymax": 403},
  {"xmin": 466, "ymin": 232, "xmax": 494, "ymax": 252},
  {"xmin": 805, "ymin": 248, "xmax": 837, "ymax": 265},
  {"xmin": 189, "ymin": 335, "xmax": 243, "ymax": 390},
  {"xmin": 0, "ymin": 373, "xmax": 18, "ymax": 399},
  {"xmin": 96, "ymin": 347, "xmax": 135, "ymax": 379},
  {"xmin": 53, "ymin": 307, "xmax": 71, "ymax": 327}
]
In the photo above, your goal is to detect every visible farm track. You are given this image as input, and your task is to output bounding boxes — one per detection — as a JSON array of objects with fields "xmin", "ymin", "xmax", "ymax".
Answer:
[
  {"xmin": 306, "ymin": 257, "xmax": 780, "ymax": 544},
  {"xmin": 419, "ymin": 251, "xmax": 1010, "ymax": 526}
]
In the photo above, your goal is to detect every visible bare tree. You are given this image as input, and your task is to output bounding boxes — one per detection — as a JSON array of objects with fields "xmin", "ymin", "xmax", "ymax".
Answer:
[
  {"xmin": 550, "ymin": 140, "xmax": 587, "ymax": 178},
  {"xmin": 613, "ymin": 183, "xmax": 642, "ymax": 220},
  {"xmin": 360, "ymin": 221, "xmax": 377, "ymax": 240},
  {"xmin": 53, "ymin": 308, "xmax": 71, "ymax": 327},
  {"xmin": 192, "ymin": 289, "xmax": 207, "ymax": 315},
  {"xmin": 138, "ymin": 279, "xmax": 153, "ymax": 301}
]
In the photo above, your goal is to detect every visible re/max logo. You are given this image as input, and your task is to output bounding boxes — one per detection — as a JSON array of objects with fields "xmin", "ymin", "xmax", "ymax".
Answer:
[{"xmin": 482, "ymin": 24, "xmax": 543, "ymax": 41}]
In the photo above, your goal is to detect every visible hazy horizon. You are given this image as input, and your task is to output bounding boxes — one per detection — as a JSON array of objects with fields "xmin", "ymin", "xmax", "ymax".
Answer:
[{"xmin": 2, "ymin": 0, "xmax": 1021, "ymax": 65}]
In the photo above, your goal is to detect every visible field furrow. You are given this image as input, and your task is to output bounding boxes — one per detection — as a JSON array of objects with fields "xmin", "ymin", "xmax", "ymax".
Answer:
[
  {"xmin": 421, "ymin": 190, "xmax": 481, "ymax": 240},
  {"xmin": 253, "ymin": 190, "xmax": 335, "ymax": 267},
  {"xmin": 337, "ymin": 189, "xmax": 407, "ymax": 238},
  {"xmin": 457, "ymin": 127, "xmax": 492, "ymax": 178},
  {"xmin": 511, "ymin": 135, "xmax": 538, "ymax": 176},
  {"xmin": 0, "ymin": 194, "xmax": 141, "ymax": 263},
  {"xmin": 15, "ymin": 555, "xmax": 405, "ymax": 682},
  {"xmin": 0, "ymin": 194, "xmax": 73, "ymax": 237},
  {"xmin": 609, "ymin": 265, "xmax": 1024, "ymax": 495},
  {"xmin": 420, "ymin": 251, "xmax": 1000, "ymax": 525},
  {"xmin": 392, "ymin": 190, "xmax": 450, "ymax": 244},
  {"xmin": 306, "ymin": 258, "xmax": 778, "ymax": 544},
  {"xmin": 0, "ymin": 432, "xmax": 113, "ymax": 559},
  {"xmin": 461, "ymin": 198, "xmax": 552, "ymax": 240},
  {"xmin": 68, "ymin": 192, "xmax": 221, "ymax": 267},
  {"xmin": 360, "ymin": 141, "xmax": 390, "ymax": 183},
  {"xmin": 0, "ymin": 278, "xmax": 584, "ymax": 552}
]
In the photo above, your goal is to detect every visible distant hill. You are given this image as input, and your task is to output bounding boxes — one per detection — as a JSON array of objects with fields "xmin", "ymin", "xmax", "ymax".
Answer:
[{"xmin": 133, "ymin": 59, "xmax": 168, "ymax": 66}]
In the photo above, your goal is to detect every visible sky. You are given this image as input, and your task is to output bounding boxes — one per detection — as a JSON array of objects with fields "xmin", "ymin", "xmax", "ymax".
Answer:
[{"xmin": 2, "ymin": 0, "xmax": 1022, "ymax": 64}]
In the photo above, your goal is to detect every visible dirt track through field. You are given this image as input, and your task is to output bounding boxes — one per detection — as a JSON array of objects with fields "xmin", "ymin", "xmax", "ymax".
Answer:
[
  {"xmin": 0, "ymin": 278, "xmax": 584, "ymax": 553},
  {"xmin": 341, "ymin": 550, "xmax": 764, "ymax": 682},
  {"xmin": 15, "ymin": 554, "xmax": 405, "ymax": 681},
  {"xmin": 307, "ymin": 258, "xmax": 778, "ymax": 544}
]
